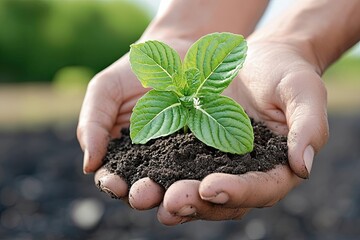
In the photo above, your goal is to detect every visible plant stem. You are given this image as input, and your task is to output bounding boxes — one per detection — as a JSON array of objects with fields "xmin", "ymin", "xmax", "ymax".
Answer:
[{"xmin": 183, "ymin": 125, "xmax": 189, "ymax": 134}]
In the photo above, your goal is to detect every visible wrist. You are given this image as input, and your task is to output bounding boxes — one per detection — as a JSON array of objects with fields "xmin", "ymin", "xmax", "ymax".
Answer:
[
  {"xmin": 141, "ymin": 0, "xmax": 268, "ymax": 42},
  {"xmin": 249, "ymin": 31, "xmax": 323, "ymax": 75},
  {"xmin": 251, "ymin": 0, "xmax": 360, "ymax": 75}
]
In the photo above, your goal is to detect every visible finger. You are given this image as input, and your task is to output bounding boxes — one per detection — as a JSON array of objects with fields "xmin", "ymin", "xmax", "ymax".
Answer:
[
  {"xmin": 199, "ymin": 165, "xmax": 301, "ymax": 208},
  {"xmin": 77, "ymin": 73, "xmax": 123, "ymax": 173},
  {"xmin": 129, "ymin": 177, "xmax": 165, "ymax": 210},
  {"xmin": 158, "ymin": 180, "xmax": 249, "ymax": 225},
  {"xmin": 260, "ymin": 109, "xmax": 289, "ymax": 136},
  {"xmin": 157, "ymin": 202, "xmax": 186, "ymax": 225},
  {"xmin": 94, "ymin": 167, "xmax": 128, "ymax": 199},
  {"xmin": 279, "ymin": 72, "xmax": 329, "ymax": 178}
]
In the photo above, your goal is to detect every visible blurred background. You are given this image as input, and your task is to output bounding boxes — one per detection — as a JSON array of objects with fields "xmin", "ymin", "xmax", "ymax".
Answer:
[{"xmin": 0, "ymin": 0, "xmax": 359, "ymax": 239}]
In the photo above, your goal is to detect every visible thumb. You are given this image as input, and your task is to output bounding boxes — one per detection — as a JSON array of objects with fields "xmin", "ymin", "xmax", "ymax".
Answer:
[
  {"xmin": 77, "ymin": 123, "xmax": 111, "ymax": 174},
  {"xmin": 77, "ymin": 75, "xmax": 122, "ymax": 174},
  {"xmin": 282, "ymin": 72, "xmax": 329, "ymax": 179}
]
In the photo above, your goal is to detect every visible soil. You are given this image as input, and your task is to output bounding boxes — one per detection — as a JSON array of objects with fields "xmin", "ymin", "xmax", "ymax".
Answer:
[{"xmin": 103, "ymin": 120, "xmax": 288, "ymax": 189}]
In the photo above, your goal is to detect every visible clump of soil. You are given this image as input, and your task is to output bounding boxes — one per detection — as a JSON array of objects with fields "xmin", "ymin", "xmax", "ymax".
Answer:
[{"xmin": 103, "ymin": 120, "xmax": 288, "ymax": 189}]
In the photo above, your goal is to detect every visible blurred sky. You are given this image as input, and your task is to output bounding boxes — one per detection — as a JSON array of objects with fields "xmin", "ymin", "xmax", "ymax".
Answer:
[{"xmin": 132, "ymin": 0, "xmax": 360, "ymax": 56}]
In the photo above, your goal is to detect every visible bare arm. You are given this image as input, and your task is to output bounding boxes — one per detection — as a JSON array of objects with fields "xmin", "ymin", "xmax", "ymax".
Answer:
[
  {"xmin": 235, "ymin": 0, "xmax": 360, "ymax": 179},
  {"xmin": 143, "ymin": 0, "xmax": 269, "ymax": 40},
  {"xmin": 252, "ymin": 0, "xmax": 360, "ymax": 73}
]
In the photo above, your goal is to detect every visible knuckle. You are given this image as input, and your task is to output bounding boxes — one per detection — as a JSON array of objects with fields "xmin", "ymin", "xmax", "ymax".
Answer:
[{"xmin": 87, "ymin": 73, "xmax": 104, "ymax": 90}]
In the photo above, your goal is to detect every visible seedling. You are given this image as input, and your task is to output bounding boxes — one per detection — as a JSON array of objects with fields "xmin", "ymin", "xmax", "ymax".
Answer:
[{"xmin": 128, "ymin": 32, "xmax": 254, "ymax": 154}]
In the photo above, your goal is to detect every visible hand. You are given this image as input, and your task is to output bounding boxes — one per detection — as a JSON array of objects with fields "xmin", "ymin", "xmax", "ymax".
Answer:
[
  {"xmin": 87, "ymin": 37, "xmax": 329, "ymax": 225},
  {"xmin": 95, "ymin": 165, "xmax": 300, "ymax": 225},
  {"xmin": 77, "ymin": 52, "xmax": 146, "ymax": 173},
  {"xmin": 235, "ymin": 39, "xmax": 329, "ymax": 179}
]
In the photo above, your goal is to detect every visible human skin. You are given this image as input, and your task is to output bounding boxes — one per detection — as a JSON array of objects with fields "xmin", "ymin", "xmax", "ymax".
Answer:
[
  {"xmin": 77, "ymin": 0, "xmax": 360, "ymax": 225},
  {"xmin": 77, "ymin": 0, "xmax": 269, "ymax": 173}
]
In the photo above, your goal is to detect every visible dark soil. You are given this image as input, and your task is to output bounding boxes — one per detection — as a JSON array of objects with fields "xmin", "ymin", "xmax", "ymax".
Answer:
[{"xmin": 103, "ymin": 120, "xmax": 288, "ymax": 189}]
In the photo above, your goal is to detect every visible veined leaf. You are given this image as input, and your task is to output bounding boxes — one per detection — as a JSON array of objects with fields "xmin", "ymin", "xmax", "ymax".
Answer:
[
  {"xmin": 183, "ymin": 32, "xmax": 247, "ymax": 96},
  {"xmin": 171, "ymin": 71, "xmax": 186, "ymax": 94},
  {"xmin": 172, "ymin": 71, "xmax": 184, "ymax": 89},
  {"xmin": 188, "ymin": 95, "xmax": 253, "ymax": 154},
  {"xmin": 129, "ymin": 40, "xmax": 183, "ymax": 91},
  {"xmin": 184, "ymin": 68, "xmax": 201, "ymax": 95},
  {"xmin": 130, "ymin": 90, "xmax": 188, "ymax": 143}
]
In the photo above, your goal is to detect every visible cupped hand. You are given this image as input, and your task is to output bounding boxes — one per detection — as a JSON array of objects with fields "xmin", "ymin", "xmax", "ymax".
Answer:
[
  {"xmin": 77, "ymin": 52, "xmax": 144, "ymax": 174},
  {"xmin": 77, "ymin": 37, "xmax": 191, "ymax": 174},
  {"xmin": 78, "ymin": 36, "xmax": 329, "ymax": 225},
  {"xmin": 234, "ymin": 39, "xmax": 329, "ymax": 179}
]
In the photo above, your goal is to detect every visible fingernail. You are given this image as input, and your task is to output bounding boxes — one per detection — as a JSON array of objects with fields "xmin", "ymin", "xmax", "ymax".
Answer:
[
  {"xmin": 202, "ymin": 192, "xmax": 229, "ymax": 204},
  {"xmin": 101, "ymin": 186, "xmax": 120, "ymax": 199},
  {"xmin": 98, "ymin": 176, "xmax": 120, "ymax": 199},
  {"xmin": 177, "ymin": 205, "xmax": 196, "ymax": 217},
  {"xmin": 180, "ymin": 217, "xmax": 193, "ymax": 224},
  {"xmin": 83, "ymin": 149, "xmax": 90, "ymax": 174},
  {"xmin": 303, "ymin": 145, "xmax": 314, "ymax": 176}
]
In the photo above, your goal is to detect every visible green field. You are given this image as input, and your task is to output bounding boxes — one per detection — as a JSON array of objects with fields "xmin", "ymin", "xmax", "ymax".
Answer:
[{"xmin": 323, "ymin": 55, "xmax": 360, "ymax": 113}]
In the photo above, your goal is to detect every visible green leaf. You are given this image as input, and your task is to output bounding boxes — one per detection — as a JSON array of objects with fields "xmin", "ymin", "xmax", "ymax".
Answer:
[
  {"xmin": 130, "ymin": 90, "xmax": 188, "ymax": 143},
  {"xmin": 171, "ymin": 71, "xmax": 186, "ymax": 94},
  {"xmin": 129, "ymin": 40, "xmax": 183, "ymax": 91},
  {"xmin": 184, "ymin": 68, "xmax": 201, "ymax": 95},
  {"xmin": 183, "ymin": 32, "xmax": 247, "ymax": 96},
  {"xmin": 187, "ymin": 95, "xmax": 253, "ymax": 154}
]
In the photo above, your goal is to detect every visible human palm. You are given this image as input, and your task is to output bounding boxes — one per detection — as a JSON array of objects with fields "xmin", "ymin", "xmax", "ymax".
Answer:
[
  {"xmin": 234, "ymin": 40, "xmax": 329, "ymax": 177},
  {"xmin": 78, "ymin": 38, "xmax": 329, "ymax": 225}
]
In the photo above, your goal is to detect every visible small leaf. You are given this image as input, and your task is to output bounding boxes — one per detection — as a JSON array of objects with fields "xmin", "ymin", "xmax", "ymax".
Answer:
[
  {"xmin": 129, "ymin": 41, "xmax": 183, "ymax": 91},
  {"xmin": 183, "ymin": 32, "xmax": 247, "ymax": 96},
  {"xmin": 179, "ymin": 95, "xmax": 194, "ymax": 109},
  {"xmin": 130, "ymin": 90, "xmax": 188, "ymax": 143},
  {"xmin": 187, "ymin": 95, "xmax": 253, "ymax": 154},
  {"xmin": 172, "ymin": 71, "xmax": 186, "ymax": 92},
  {"xmin": 184, "ymin": 68, "xmax": 201, "ymax": 95}
]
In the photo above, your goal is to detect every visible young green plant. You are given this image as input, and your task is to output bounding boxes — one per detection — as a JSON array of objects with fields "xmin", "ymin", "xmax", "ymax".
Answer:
[{"xmin": 129, "ymin": 32, "xmax": 254, "ymax": 155}]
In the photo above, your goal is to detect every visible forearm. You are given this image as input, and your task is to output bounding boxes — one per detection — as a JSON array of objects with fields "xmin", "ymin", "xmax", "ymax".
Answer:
[
  {"xmin": 251, "ymin": 0, "xmax": 360, "ymax": 74},
  {"xmin": 143, "ymin": 0, "xmax": 269, "ymax": 40}
]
